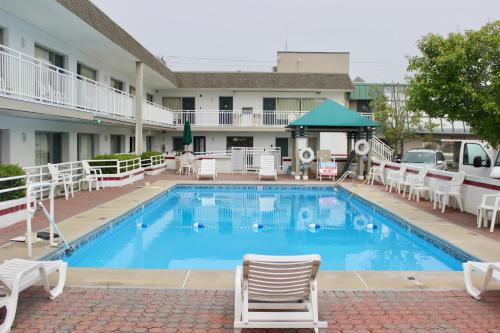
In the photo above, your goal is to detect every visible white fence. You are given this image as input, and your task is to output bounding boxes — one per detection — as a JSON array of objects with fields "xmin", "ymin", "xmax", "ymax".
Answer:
[
  {"xmin": 230, "ymin": 147, "xmax": 281, "ymax": 173},
  {"xmin": 144, "ymin": 101, "xmax": 174, "ymax": 126},
  {"xmin": 141, "ymin": 154, "xmax": 166, "ymax": 169},
  {"xmin": 371, "ymin": 136, "xmax": 394, "ymax": 161},
  {"xmin": 24, "ymin": 161, "xmax": 83, "ymax": 197}
]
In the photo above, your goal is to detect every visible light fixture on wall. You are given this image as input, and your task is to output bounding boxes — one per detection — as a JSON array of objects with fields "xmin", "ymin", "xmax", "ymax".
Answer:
[
  {"xmin": 21, "ymin": 38, "xmax": 26, "ymax": 48},
  {"xmin": 21, "ymin": 132, "xmax": 27, "ymax": 142}
]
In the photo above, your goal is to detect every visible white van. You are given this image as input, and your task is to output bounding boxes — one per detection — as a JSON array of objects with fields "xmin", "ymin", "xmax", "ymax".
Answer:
[{"xmin": 459, "ymin": 140, "xmax": 500, "ymax": 178}]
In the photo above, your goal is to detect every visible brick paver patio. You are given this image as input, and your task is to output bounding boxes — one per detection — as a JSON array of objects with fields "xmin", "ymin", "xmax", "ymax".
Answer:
[{"xmin": 2, "ymin": 287, "xmax": 499, "ymax": 333}]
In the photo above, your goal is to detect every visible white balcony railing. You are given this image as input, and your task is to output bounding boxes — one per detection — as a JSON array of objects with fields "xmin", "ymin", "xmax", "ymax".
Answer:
[
  {"xmin": 0, "ymin": 45, "xmax": 135, "ymax": 120},
  {"xmin": 144, "ymin": 100, "xmax": 174, "ymax": 126},
  {"xmin": 171, "ymin": 110, "xmax": 307, "ymax": 127}
]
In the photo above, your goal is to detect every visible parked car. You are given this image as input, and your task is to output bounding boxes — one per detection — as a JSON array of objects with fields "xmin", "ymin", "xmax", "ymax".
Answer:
[{"xmin": 398, "ymin": 149, "xmax": 448, "ymax": 171}]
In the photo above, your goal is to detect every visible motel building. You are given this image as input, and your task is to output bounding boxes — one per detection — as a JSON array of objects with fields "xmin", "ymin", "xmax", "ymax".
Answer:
[{"xmin": 0, "ymin": 0, "xmax": 389, "ymax": 171}]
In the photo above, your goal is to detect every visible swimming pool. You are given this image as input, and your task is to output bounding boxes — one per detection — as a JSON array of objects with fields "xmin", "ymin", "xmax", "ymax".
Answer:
[{"xmin": 62, "ymin": 185, "xmax": 472, "ymax": 270}]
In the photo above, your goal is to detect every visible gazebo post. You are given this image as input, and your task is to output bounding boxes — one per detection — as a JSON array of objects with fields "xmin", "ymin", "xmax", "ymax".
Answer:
[
  {"xmin": 355, "ymin": 131, "xmax": 365, "ymax": 180},
  {"xmin": 290, "ymin": 130, "xmax": 296, "ymax": 176},
  {"xmin": 366, "ymin": 129, "xmax": 374, "ymax": 178}
]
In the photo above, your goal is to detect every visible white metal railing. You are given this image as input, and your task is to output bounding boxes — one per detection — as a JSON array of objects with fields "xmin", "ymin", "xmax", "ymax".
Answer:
[
  {"xmin": 23, "ymin": 161, "xmax": 83, "ymax": 197},
  {"xmin": 416, "ymin": 116, "xmax": 470, "ymax": 134},
  {"xmin": 86, "ymin": 157, "xmax": 142, "ymax": 174},
  {"xmin": 193, "ymin": 150, "xmax": 232, "ymax": 157},
  {"xmin": 141, "ymin": 154, "xmax": 166, "ymax": 168},
  {"xmin": 371, "ymin": 136, "xmax": 394, "ymax": 161},
  {"xmin": 144, "ymin": 101, "xmax": 174, "ymax": 126},
  {"xmin": 0, "ymin": 45, "xmax": 135, "ymax": 120},
  {"xmin": 0, "ymin": 174, "xmax": 28, "ymax": 203},
  {"xmin": 360, "ymin": 112, "xmax": 374, "ymax": 120},
  {"xmin": 171, "ymin": 110, "xmax": 307, "ymax": 127}
]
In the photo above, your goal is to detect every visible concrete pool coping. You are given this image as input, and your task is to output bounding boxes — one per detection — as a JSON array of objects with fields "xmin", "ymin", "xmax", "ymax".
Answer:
[{"xmin": 1, "ymin": 180, "xmax": 500, "ymax": 291}]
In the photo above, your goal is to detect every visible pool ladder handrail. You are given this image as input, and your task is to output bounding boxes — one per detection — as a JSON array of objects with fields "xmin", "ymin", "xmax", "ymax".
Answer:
[
  {"xmin": 334, "ymin": 171, "xmax": 356, "ymax": 187},
  {"xmin": 39, "ymin": 201, "xmax": 70, "ymax": 250}
]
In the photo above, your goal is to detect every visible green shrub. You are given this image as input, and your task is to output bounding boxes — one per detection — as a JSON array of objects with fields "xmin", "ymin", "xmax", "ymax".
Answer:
[
  {"xmin": 90, "ymin": 154, "xmax": 140, "ymax": 174},
  {"xmin": 141, "ymin": 151, "xmax": 163, "ymax": 166},
  {"xmin": 0, "ymin": 164, "xmax": 26, "ymax": 202}
]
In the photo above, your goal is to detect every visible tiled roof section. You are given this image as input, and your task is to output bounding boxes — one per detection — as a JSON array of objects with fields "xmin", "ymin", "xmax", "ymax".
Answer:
[
  {"xmin": 56, "ymin": 0, "xmax": 178, "ymax": 86},
  {"xmin": 175, "ymin": 72, "xmax": 354, "ymax": 90}
]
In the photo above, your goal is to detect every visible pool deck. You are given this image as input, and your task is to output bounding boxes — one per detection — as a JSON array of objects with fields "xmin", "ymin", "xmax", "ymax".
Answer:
[{"xmin": 1, "ymin": 173, "xmax": 500, "ymax": 292}]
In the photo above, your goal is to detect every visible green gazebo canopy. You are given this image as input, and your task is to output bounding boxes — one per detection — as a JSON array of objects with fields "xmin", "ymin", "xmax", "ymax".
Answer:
[{"xmin": 287, "ymin": 99, "xmax": 379, "ymax": 130}]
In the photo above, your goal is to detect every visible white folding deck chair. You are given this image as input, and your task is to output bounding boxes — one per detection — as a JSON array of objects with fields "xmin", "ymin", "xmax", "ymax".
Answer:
[
  {"xmin": 47, "ymin": 163, "xmax": 75, "ymax": 200},
  {"xmin": 433, "ymin": 171, "xmax": 465, "ymax": 213},
  {"xmin": 79, "ymin": 160, "xmax": 103, "ymax": 191},
  {"xmin": 197, "ymin": 159, "xmax": 217, "ymax": 180},
  {"xmin": 385, "ymin": 165, "xmax": 407, "ymax": 193},
  {"xmin": 463, "ymin": 261, "xmax": 500, "ymax": 300},
  {"xmin": 234, "ymin": 254, "xmax": 327, "ymax": 333},
  {"xmin": 258, "ymin": 155, "xmax": 277, "ymax": 181},
  {"xmin": 0, "ymin": 259, "xmax": 67, "ymax": 333}
]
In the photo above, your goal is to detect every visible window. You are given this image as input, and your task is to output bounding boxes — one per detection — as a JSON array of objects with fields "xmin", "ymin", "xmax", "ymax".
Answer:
[
  {"xmin": 173, "ymin": 137, "xmax": 184, "ymax": 152},
  {"xmin": 436, "ymin": 152, "xmax": 446, "ymax": 162},
  {"xmin": 146, "ymin": 93, "xmax": 154, "ymax": 103},
  {"xmin": 0, "ymin": 27, "xmax": 4, "ymax": 46},
  {"xmin": 146, "ymin": 136, "xmax": 154, "ymax": 151},
  {"xmin": 301, "ymin": 98, "xmax": 325, "ymax": 111},
  {"xmin": 129, "ymin": 86, "xmax": 136, "ymax": 96},
  {"xmin": 226, "ymin": 136, "xmax": 253, "ymax": 150},
  {"xmin": 356, "ymin": 100, "xmax": 371, "ymax": 113},
  {"xmin": 463, "ymin": 143, "xmax": 491, "ymax": 167},
  {"xmin": 110, "ymin": 78, "xmax": 124, "ymax": 91},
  {"xmin": 35, "ymin": 132, "xmax": 62, "ymax": 165},
  {"xmin": 77, "ymin": 134, "xmax": 94, "ymax": 160},
  {"xmin": 77, "ymin": 63, "xmax": 97, "ymax": 81},
  {"xmin": 35, "ymin": 45, "xmax": 64, "ymax": 68},
  {"xmin": 162, "ymin": 97, "xmax": 182, "ymax": 110},
  {"xmin": 194, "ymin": 136, "xmax": 206, "ymax": 153},
  {"xmin": 110, "ymin": 135, "xmax": 123, "ymax": 154}
]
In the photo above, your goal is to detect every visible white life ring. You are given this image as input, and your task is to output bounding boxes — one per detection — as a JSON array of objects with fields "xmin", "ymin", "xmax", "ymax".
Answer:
[
  {"xmin": 299, "ymin": 148, "xmax": 315, "ymax": 164},
  {"xmin": 298, "ymin": 207, "xmax": 313, "ymax": 224},
  {"xmin": 354, "ymin": 140, "xmax": 370, "ymax": 156}
]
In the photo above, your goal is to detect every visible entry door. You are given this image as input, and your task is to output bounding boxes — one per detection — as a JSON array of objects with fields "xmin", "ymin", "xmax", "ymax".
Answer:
[
  {"xmin": 275, "ymin": 138, "xmax": 289, "ymax": 158},
  {"xmin": 263, "ymin": 98, "xmax": 276, "ymax": 125},
  {"xmin": 219, "ymin": 96, "xmax": 233, "ymax": 125},
  {"xmin": 182, "ymin": 97, "xmax": 195, "ymax": 124},
  {"xmin": 193, "ymin": 136, "xmax": 206, "ymax": 153}
]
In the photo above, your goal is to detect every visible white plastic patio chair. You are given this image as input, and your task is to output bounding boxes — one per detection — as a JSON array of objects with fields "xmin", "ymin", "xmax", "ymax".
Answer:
[
  {"xmin": 433, "ymin": 171, "xmax": 465, "ymax": 213},
  {"xmin": 234, "ymin": 254, "xmax": 327, "ymax": 333},
  {"xmin": 258, "ymin": 155, "xmax": 277, "ymax": 181},
  {"xmin": 177, "ymin": 153, "xmax": 195, "ymax": 175},
  {"xmin": 0, "ymin": 259, "xmax": 67, "ymax": 333},
  {"xmin": 463, "ymin": 261, "xmax": 500, "ymax": 300},
  {"xmin": 369, "ymin": 161, "xmax": 386, "ymax": 186},
  {"xmin": 79, "ymin": 160, "xmax": 103, "ymax": 191},
  {"xmin": 385, "ymin": 165, "xmax": 407, "ymax": 193},
  {"xmin": 399, "ymin": 166, "xmax": 429, "ymax": 199},
  {"xmin": 47, "ymin": 163, "xmax": 74, "ymax": 200},
  {"xmin": 477, "ymin": 194, "xmax": 500, "ymax": 232},
  {"xmin": 197, "ymin": 159, "xmax": 217, "ymax": 180}
]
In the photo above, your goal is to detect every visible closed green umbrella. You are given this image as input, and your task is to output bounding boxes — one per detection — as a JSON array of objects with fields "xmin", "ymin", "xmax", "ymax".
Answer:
[{"xmin": 182, "ymin": 120, "xmax": 192, "ymax": 151}]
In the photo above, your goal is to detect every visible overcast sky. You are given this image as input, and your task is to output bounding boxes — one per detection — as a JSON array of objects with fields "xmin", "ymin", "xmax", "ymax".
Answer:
[{"xmin": 92, "ymin": 0, "xmax": 498, "ymax": 83}]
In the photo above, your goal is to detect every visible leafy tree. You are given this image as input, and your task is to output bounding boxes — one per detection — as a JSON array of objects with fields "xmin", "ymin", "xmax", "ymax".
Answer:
[
  {"xmin": 370, "ymin": 84, "xmax": 425, "ymax": 157},
  {"xmin": 406, "ymin": 21, "xmax": 500, "ymax": 145}
]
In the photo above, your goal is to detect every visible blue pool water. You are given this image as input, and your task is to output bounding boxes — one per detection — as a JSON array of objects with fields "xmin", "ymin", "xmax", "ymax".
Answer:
[{"xmin": 65, "ymin": 186, "xmax": 465, "ymax": 270}]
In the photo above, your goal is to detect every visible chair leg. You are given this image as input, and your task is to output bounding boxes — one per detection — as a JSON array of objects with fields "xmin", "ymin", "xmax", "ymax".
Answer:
[
  {"xmin": 490, "ymin": 209, "xmax": 498, "ymax": 233},
  {"xmin": 463, "ymin": 262, "xmax": 483, "ymax": 300},
  {"xmin": 477, "ymin": 209, "xmax": 482, "ymax": 228},
  {"xmin": 0, "ymin": 294, "xmax": 19, "ymax": 333}
]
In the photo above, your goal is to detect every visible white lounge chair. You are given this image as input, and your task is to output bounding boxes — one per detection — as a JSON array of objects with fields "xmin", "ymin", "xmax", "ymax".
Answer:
[
  {"xmin": 47, "ymin": 163, "xmax": 75, "ymax": 200},
  {"xmin": 477, "ymin": 194, "xmax": 500, "ymax": 232},
  {"xmin": 197, "ymin": 159, "xmax": 217, "ymax": 180},
  {"xmin": 0, "ymin": 259, "xmax": 67, "ymax": 333},
  {"xmin": 258, "ymin": 155, "xmax": 277, "ymax": 181},
  {"xmin": 369, "ymin": 161, "xmax": 386, "ymax": 185},
  {"xmin": 433, "ymin": 171, "xmax": 465, "ymax": 213},
  {"xmin": 398, "ymin": 166, "xmax": 429, "ymax": 199},
  {"xmin": 234, "ymin": 254, "xmax": 327, "ymax": 333},
  {"xmin": 463, "ymin": 261, "xmax": 500, "ymax": 300},
  {"xmin": 79, "ymin": 160, "xmax": 103, "ymax": 191}
]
